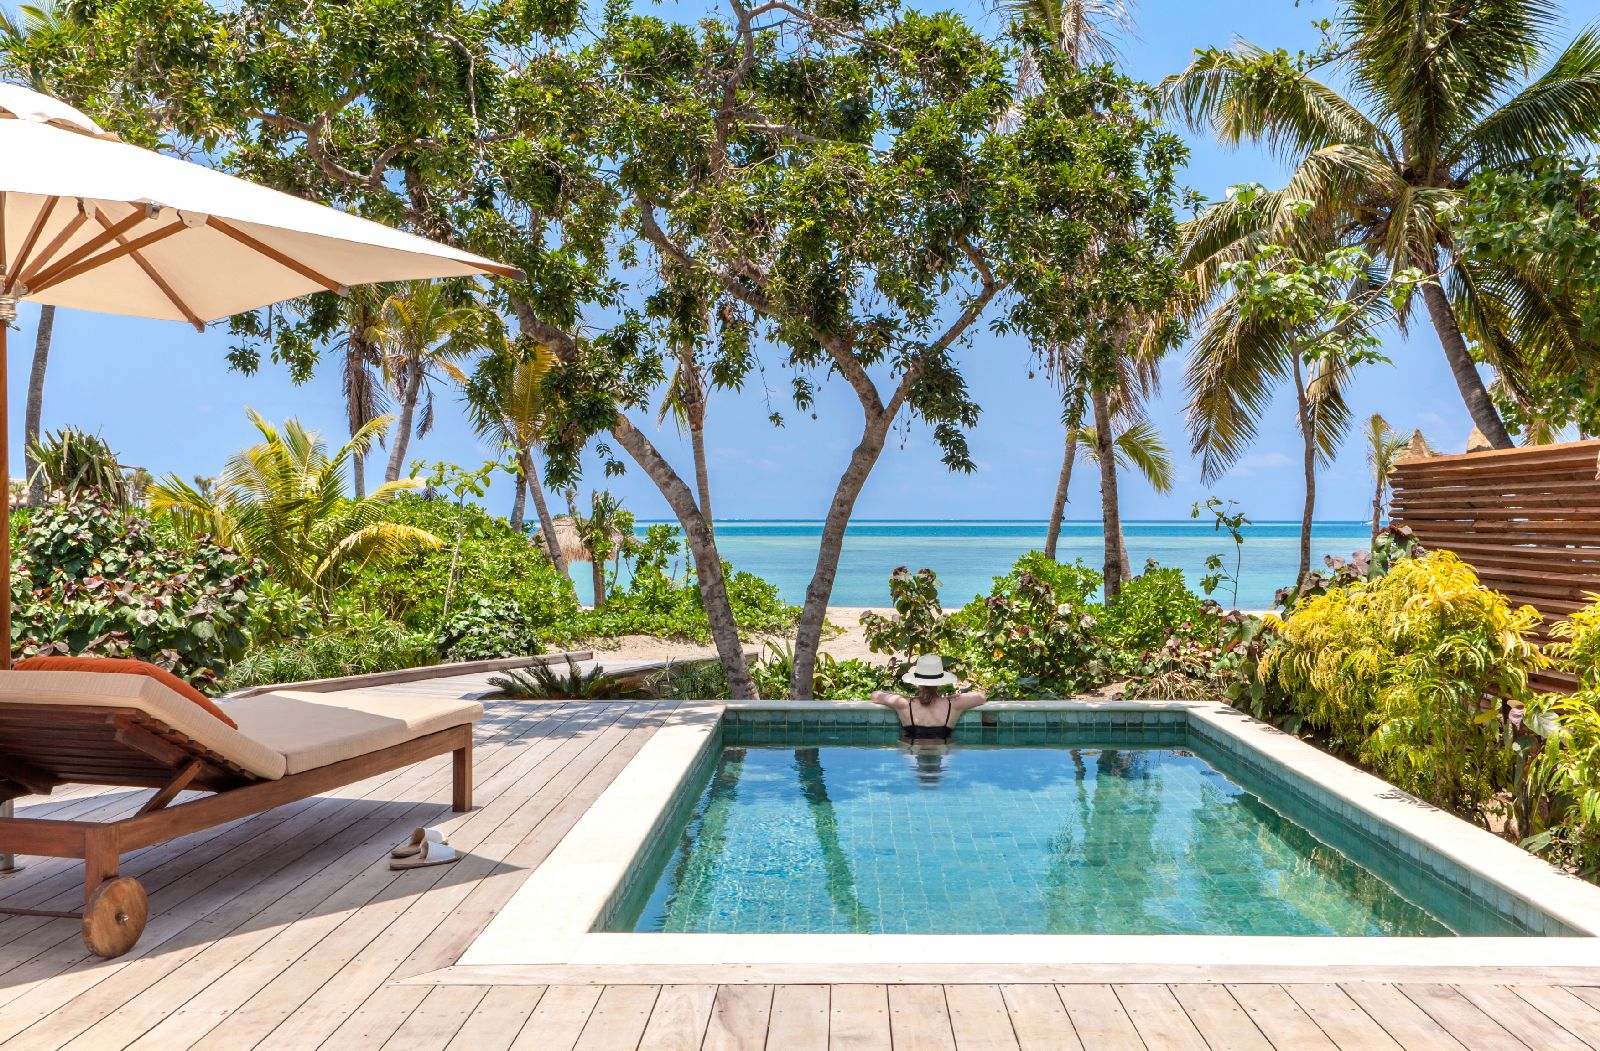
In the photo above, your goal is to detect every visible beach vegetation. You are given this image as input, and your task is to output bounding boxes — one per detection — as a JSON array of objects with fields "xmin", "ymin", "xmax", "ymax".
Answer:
[
  {"xmin": 1526, "ymin": 604, "xmax": 1600, "ymax": 875},
  {"xmin": 1262, "ymin": 551, "xmax": 1546, "ymax": 825}
]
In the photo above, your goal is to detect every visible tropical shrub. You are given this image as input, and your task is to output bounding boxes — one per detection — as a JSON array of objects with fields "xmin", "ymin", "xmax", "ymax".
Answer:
[
  {"xmin": 149, "ymin": 413, "xmax": 442, "ymax": 615},
  {"xmin": 1263, "ymin": 552, "xmax": 1545, "ymax": 823},
  {"xmin": 860, "ymin": 568, "xmax": 965, "ymax": 674},
  {"xmin": 964, "ymin": 567, "xmax": 1109, "ymax": 698},
  {"xmin": 14, "ymin": 500, "xmax": 254, "ymax": 688},
  {"xmin": 27, "ymin": 428, "xmax": 132, "ymax": 507},
  {"xmin": 347, "ymin": 496, "xmax": 580, "ymax": 642},
  {"xmin": 1094, "ymin": 563, "xmax": 1217, "ymax": 671},
  {"xmin": 437, "ymin": 596, "xmax": 547, "ymax": 662},
  {"xmin": 1275, "ymin": 525, "xmax": 1427, "ymax": 611},
  {"xmin": 752, "ymin": 644, "xmax": 898, "ymax": 701},
  {"xmin": 1524, "ymin": 602, "xmax": 1600, "ymax": 876},
  {"xmin": 488, "ymin": 657, "xmax": 651, "ymax": 700},
  {"xmin": 220, "ymin": 616, "xmax": 435, "ymax": 691}
]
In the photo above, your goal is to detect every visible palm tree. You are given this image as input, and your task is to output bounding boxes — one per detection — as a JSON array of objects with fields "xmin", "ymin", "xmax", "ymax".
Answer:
[
  {"xmin": 463, "ymin": 338, "xmax": 567, "ymax": 574},
  {"xmin": 376, "ymin": 280, "xmax": 493, "ymax": 483},
  {"xmin": 331, "ymin": 285, "xmax": 391, "ymax": 499},
  {"xmin": 1, "ymin": 2, "xmax": 80, "ymax": 506},
  {"xmin": 575, "ymin": 490, "xmax": 630, "ymax": 608},
  {"xmin": 1364, "ymin": 413, "xmax": 1408, "ymax": 546},
  {"xmin": 149, "ymin": 412, "xmax": 441, "ymax": 616},
  {"xmin": 1165, "ymin": 0, "xmax": 1600, "ymax": 449},
  {"xmin": 1070, "ymin": 415, "xmax": 1175, "ymax": 579}
]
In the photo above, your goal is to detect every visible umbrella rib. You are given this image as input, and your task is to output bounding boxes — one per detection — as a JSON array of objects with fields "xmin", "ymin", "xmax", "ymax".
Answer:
[
  {"xmin": 1, "ymin": 191, "xmax": 8, "ymax": 276},
  {"xmin": 71, "ymin": 211, "xmax": 204, "ymax": 331},
  {"xmin": 29, "ymin": 217, "xmax": 186, "ymax": 294},
  {"xmin": 23, "ymin": 208, "xmax": 148, "ymax": 292},
  {"xmin": 206, "ymin": 217, "xmax": 346, "ymax": 295},
  {"xmin": 15, "ymin": 207, "xmax": 93, "ymax": 290},
  {"xmin": 3, "ymin": 196, "xmax": 59, "ymax": 294}
]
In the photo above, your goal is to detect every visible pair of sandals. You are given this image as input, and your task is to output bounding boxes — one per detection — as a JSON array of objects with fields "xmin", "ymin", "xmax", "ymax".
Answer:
[{"xmin": 389, "ymin": 827, "xmax": 459, "ymax": 870}]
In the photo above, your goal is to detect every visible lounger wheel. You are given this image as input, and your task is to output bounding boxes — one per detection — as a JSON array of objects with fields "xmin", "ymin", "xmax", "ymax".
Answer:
[{"xmin": 82, "ymin": 877, "xmax": 147, "ymax": 958}]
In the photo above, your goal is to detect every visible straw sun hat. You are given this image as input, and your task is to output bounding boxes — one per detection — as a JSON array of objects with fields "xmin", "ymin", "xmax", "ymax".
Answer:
[{"xmin": 902, "ymin": 654, "xmax": 959, "ymax": 688}]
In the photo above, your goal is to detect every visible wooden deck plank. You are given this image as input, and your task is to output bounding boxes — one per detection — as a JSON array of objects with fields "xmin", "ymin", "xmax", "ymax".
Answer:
[
  {"xmin": 442, "ymin": 986, "xmax": 547, "ymax": 1051},
  {"xmin": 887, "ymin": 984, "xmax": 957, "ymax": 1051},
  {"xmin": 943, "ymin": 985, "xmax": 1020, "ymax": 1051},
  {"xmin": 998, "ymin": 985, "xmax": 1081, "ymax": 1051},
  {"xmin": 1340, "ymin": 984, "xmax": 1470, "ymax": 1051},
  {"xmin": 308, "ymin": 983, "xmax": 428, "ymax": 1051},
  {"xmin": 1285, "ymin": 984, "xmax": 1405, "ymax": 1050},
  {"xmin": 701, "ymin": 984, "xmax": 774, "ymax": 1051},
  {"xmin": 1224, "ymin": 984, "xmax": 1338, "ymax": 1051},
  {"xmin": 1510, "ymin": 987, "xmax": 1600, "ymax": 1045},
  {"xmin": 1169, "ymin": 984, "xmax": 1273, "ymax": 1050},
  {"xmin": 830, "ymin": 984, "xmax": 892, "ymax": 1051},
  {"xmin": 1398, "ymin": 985, "xmax": 1530, "ymax": 1051},
  {"xmin": 637, "ymin": 984, "xmax": 716, "ymax": 1051},
  {"xmin": 1055, "ymin": 985, "xmax": 1143, "ymax": 1051},
  {"xmin": 572, "ymin": 985, "xmax": 659, "ymax": 1051},
  {"xmin": 1452, "ymin": 985, "xmax": 1593, "ymax": 1051},
  {"xmin": 766, "ymin": 984, "xmax": 830, "ymax": 1051},
  {"xmin": 509, "ymin": 984, "xmax": 603, "ymax": 1051},
  {"xmin": 1112, "ymin": 985, "xmax": 1209, "ymax": 1051},
  {"xmin": 378, "ymin": 985, "xmax": 490, "ymax": 1051}
]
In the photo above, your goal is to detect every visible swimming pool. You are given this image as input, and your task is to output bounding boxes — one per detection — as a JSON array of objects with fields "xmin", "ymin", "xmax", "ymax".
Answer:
[
  {"xmin": 463, "ymin": 702, "xmax": 1600, "ymax": 978},
  {"xmin": 608, "ymin": 723, "xmax": 1520, "ymax": 937}
]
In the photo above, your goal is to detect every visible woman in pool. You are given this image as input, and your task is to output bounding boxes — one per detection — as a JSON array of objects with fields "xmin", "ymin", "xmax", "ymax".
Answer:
[{"xmin": 870, "ymin": 654, "xmax": 988, "ymax": 740}]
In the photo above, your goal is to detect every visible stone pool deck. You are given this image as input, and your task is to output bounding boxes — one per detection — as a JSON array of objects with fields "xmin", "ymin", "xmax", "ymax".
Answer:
[{"xmin": 3, "ymin": 675, "xmax": 1600, "ymax": 1049}]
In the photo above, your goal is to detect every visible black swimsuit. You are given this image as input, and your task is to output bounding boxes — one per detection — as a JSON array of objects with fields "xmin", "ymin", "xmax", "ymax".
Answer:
[{"xmin": 903, "ymin": 698, "xmax": 954, "ymax": 740}]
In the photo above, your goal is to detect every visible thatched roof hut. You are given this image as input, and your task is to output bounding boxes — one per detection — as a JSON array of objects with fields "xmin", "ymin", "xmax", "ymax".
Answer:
[{"xmin": 543, "ymin": 516, "xmax": 625, "ymax": 564}]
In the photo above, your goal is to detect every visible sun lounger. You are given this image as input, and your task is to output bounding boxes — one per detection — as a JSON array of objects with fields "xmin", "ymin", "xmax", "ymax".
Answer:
[{"xmin": 0, "ymin": 670, "xmax": 480, "ymax": 957}]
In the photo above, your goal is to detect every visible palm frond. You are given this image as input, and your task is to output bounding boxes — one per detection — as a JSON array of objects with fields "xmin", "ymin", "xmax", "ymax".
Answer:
[{"xmin": 1462, "ymin": 27, "xmax": 1600, "ymax": 171}]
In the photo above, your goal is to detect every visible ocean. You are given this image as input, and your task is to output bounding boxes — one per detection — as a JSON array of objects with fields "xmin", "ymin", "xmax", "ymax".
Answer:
[{"xmin": 581, "ymin": 520, "xmax": 1375, "ymax": 611}]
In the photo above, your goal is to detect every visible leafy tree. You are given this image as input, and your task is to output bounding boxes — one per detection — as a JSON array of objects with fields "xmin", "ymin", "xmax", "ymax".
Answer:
[
  {"xmin": 149, "ymin": 412, "xmax": 442, "ymax": 616},
  {"xmin": 1166, "ymin": 0, "xmax": 1600, "ymax": 449}
]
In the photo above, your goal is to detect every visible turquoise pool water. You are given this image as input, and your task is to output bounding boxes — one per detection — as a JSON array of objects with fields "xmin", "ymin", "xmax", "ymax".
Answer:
[{"xmin": 611, "ymin": 725, "xmax": 1529, "ymax": 937}]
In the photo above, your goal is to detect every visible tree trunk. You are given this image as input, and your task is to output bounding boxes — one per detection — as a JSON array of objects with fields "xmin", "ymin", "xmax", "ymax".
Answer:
[
  {"xmin": 352, "ymin": 450, "xmax": 366, "ymax": 500},
  {"xmin": 509, "ymin": 459, "xmax": 528, "ymax": 531},
  {"xmin": 524, "ymin": 449, "xmax": 567, "ymax": 575},
  {"xmin": 690, "ymin": 416, "xmax": 713, "ymax": 537},
  {"xmin": 24, "ymin": 305, "xmax": 54, "ymax": 506},
  {"xmin": 610, "ymin": 415, "xmax": 756, "ymax": 698},
  {"xmin": 591, "ymin": 558, "xmax": 606, "ymax": 608},
  {"xmin": 385, "ymin": 362, "xmax": 422, "ymax": 483},
  {"xmin": 790, "ymin": 413, "xmax": 891, "ymax": 700},
  {"xmin": 1044, "ymin": 428, "xmax": 1077, "ymax": 560},
  {"xmin": 1091, "ymin": 387, "xmax": 1124, "ymax": 601},
  {"xmin": 1291, "ymin": 353, "xmax": 1315, "ymax": 586},
  {"xmin": 1420, "ymin": 279, "xmax": 1513, "ymax": 450},
  {"xmin": 1371, "ymin": 483, "xmax": 1384, "ymax": 549}
]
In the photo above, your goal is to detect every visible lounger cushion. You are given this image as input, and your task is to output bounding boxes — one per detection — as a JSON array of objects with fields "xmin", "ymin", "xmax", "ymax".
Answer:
[
  {"xmin": 13, "ymin": 656, "xmax": 239, "ymax": 728},
  {"xmin": 225, "ymin": 690, "xmax": 482, "ymax": 775},
  {"xmin": 0, "ymin": 670, "xmax": 286, "ymax": 779}
]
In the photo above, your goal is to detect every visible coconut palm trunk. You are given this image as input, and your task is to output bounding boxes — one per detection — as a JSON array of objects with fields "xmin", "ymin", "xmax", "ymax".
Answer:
[
  {"xmin": 1420, "ymin": 279, "xmax": 1513, "ymax": 450},
  {"xmin": 519, "ymin": 449, "xmax": 566, "ymax": 574},
  {"xmin": 1092, "ymin": 387, "xmax": 1125, "ymax": 600},
  {"xmin": 385, "ymin": 363, "xmax": 422, "ymax": 483},
  {"xmin": 23, "ymin": 304, "xmax": 54, "ymax": 505},
  {"xmin": 509, "ymin": 464, "xmax": 528, "ymax": 530},
  {"xmin": 1044, "ymin": 429, "xmax": 1077, "ymax": 560}
]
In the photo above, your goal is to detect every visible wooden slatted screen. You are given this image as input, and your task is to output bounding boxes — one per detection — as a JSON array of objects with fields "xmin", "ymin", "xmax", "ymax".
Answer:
[{"xmin": 1390, "ymin": 438, "xmax": 1600, "ymax": 694}]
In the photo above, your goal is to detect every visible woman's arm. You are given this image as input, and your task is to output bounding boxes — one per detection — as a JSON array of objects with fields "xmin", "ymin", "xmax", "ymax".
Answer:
[{"xmin": 950, "ymin": 691, "xmax": 989, "ymax": 715}]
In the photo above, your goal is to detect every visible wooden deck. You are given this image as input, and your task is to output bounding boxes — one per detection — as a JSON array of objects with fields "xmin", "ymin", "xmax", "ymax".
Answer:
[{"xmin": 3, "ymin": 676, "xmax": 1600, "ymax": 1049}]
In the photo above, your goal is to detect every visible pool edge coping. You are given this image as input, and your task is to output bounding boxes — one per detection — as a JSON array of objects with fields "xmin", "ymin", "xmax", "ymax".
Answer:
[{"xmin": 461, "ymin": 699, "xmax": 1600, "ymax": 972}]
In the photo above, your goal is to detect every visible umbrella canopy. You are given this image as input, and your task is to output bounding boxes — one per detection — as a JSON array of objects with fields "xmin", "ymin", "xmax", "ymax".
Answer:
[
  {"xmin": 0, "ymin": 86, "xmax": 521, "ymax": 667},
  {"xmin": 545, "ymin": 516, "xmax": 625, "ymax": 565}
]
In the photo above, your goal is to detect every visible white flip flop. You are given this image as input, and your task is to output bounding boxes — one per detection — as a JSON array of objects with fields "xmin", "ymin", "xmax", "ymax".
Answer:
[
  {"xmin": 390, "ymin": 839, "xmax": 459, "ymax": 870},
  {"xmin": 391, "ymin": 827, "xmax": 446, "ymax": 859}
]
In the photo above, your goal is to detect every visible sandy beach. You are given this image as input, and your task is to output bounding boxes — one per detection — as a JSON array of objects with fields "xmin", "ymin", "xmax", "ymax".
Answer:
[{"xmin": 585, "ymin": 606, "xmax": 889, "ymax": 665}]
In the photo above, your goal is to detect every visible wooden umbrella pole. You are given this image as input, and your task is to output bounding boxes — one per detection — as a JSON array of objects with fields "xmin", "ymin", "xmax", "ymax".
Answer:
[{"xmin": 0, "ymin": 293, "xmax": 14, "ymax": 876}]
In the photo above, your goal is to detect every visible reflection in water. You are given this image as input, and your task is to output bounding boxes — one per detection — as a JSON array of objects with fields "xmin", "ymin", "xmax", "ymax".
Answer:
[{"xmin": 627, "ymin": 740, "xmax": 1506, "ymax": 936}]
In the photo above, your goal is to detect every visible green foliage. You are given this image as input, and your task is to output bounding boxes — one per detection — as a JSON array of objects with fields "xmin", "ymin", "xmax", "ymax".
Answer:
[
  {"xmin": 1524, "ymin": 603, "xmax": 1600, "ymax": 876},
  {"xmin": 1263, "ymin": 552, "xmax": 1546, "ymax": 823},
  {"xmin": 752, "ymin": 644, "xmax": 899, "ymax": 702},
  {"xmin": 14, "ymin": 501, "xmax": 253, "ymax": 689},
  {"xmin": 1095, "ymin": 563, "xmax": 1217, "ymax": 671},
  {"xmin": 580, "ymin": 526, "xmax": 798, "ymax": 642},
  {"xmin": 220, "ymin": 617, "xmax": 435, "ymax": 691},
  {"xmin": 1275, "ymin": 525, "xmax": 1427, "ymax": 612},
  {"xmin": 489, "ymin": 657, "xmax": 651, "ymax": 701},
  {"xmin": 860, "ymin": 568, "xmax": 967, "ymax": 675},
  {"xmin": 27, "ymin": 428, "xmax": 132, "ymax": 507},
  {"xmin": 437, "ymin": 596, "xmax": 548, "ymax": 663},
  {"xmin": 1192, "ymin": 498, "xmax": 1250, "ymax": 607},
  {"xmin": 345, "ymin": 496, "xmax": 580, "ymax": 644}
]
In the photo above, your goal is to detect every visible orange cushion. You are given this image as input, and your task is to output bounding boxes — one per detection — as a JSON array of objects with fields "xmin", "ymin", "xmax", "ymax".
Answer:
[{"xmin": 13, "ymin": 656, "xmax": 238, "ymax": 729}]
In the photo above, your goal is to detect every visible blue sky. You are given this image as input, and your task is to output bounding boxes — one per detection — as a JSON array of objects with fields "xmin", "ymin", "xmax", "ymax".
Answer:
[{"xmin": 4, "ymin": 0, "xmax": 1586, "ymax": 523}]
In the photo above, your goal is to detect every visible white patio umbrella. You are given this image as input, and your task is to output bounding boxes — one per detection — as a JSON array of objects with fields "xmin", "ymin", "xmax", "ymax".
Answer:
[{"xmin": 0, "ymin": 85, "xmax": 521, "ymax": 669}]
